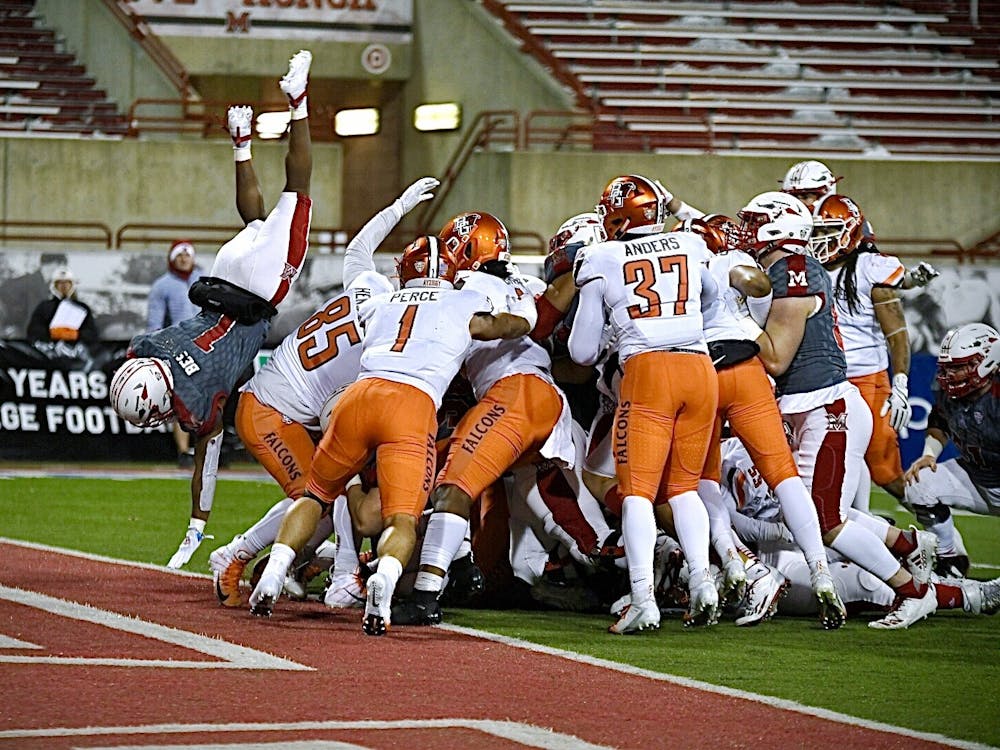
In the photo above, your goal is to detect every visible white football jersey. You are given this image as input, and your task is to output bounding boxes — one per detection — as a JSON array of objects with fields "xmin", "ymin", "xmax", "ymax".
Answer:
[
  {"xmin": 720, "ymin": 437, "xmax": 782, "ymax": 523},
  {"xmin": 574, "ymin": 231, "xmax": 714, "ymax": 361},
  {"xmin": 358, "ymin": 285, "xmax": 493, "ymax": 408},
  {"xmin": 242, "ymin": 286, "xmax": 370, "ymax": 430},
  {"xmin": 461, "ymin": 271, "xmax": 552, "ymax": 398},
  {"xmin": 828, "ymin": 252, "xmax": 905, "ymax": 378},
  {"xmin": 701, "ymin": 249, "xmax": 761, "ymax": 343}
]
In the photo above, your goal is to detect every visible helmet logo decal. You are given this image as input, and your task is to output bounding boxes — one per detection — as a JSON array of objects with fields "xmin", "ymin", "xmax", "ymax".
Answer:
[
  {"xmin": 607, "ymin": 180, "xmax": 636, "ymax": 208},
  {"xmin": 452, "ymin": 213, "xmax": 480, "ymax": 241}
]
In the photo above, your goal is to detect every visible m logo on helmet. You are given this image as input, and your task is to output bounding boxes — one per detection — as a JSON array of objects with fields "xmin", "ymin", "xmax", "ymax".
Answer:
[{"xmin": 607, "ymin": 180, "xmax": 637, "ymax": 209}]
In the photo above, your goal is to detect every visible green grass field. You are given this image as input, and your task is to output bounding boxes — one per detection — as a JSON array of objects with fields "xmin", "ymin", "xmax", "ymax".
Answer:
[{"xmin": 2, "ymin": 473, "xmax": 998, "ymax": 747}]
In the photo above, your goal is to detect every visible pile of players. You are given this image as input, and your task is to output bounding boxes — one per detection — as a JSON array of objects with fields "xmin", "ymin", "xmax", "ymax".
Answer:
[{"xmin": 107, "ymin": 55, "xmax": 1000, "ymax": 635}]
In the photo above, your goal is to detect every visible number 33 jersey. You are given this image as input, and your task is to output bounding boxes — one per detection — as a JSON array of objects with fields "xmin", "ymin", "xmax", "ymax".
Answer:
[
  {"xmin": 574, "ymin": 231, "xmax": 715, "ymax": 361},
  {"xmin": 358, "ymin": 285, "xmax": 493, "ymax": 408},
  {"xmin": 242, "ymin": 286, "xmax": 373, "ymax": 431}
]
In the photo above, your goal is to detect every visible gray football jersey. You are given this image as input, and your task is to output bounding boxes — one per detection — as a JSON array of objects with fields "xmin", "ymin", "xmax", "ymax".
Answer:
[
  {"xmin": 932, "ymin": 379, "xmax": 1000, "ymax": 488},
  {"xmin": 129, "ymin": 311, "xmax": 268, "ymax": 436},
  {"xmin": 767, "ymin": 253, "xmax": 847, "ymax": 396}
]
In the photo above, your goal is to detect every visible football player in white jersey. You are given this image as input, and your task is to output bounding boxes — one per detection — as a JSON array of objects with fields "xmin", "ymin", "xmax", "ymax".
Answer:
[
  {"xmin": 569, "ymin": 174, "xmax": 721, "ymax": 633},
  {"xmin": 395, "ymin": 212, "xmax": 585, "ymax": 625},
  {"xmin": 809, "ymin": 193, "xmax": 938, "ymax": 506},
  {"xmin": 204, "ymin": 177, "xmax": 436, "ymax": 607},
  {"xmin": 249, "ymin": 235, "xmax": 527, "ymax": 635},
  {"xmin": 721, "ymin": 438, "xmax": 1000, "ymax": 621}
]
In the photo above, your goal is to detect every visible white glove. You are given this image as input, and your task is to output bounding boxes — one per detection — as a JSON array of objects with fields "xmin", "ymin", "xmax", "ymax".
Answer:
[
  {"xmin": 880, "ymin": 373, "xmax": 912, "ymax": 438},
  {"xmin": 653, "ymin": 179, "xmax": 674, "ymax": 204},
  {"xmin": 166, "ymin": 524, "xmax": 208, "ymax": 569},
  {"xmin": 905, "ymin": 261, "xmax": 939, "ymax": 288},
  {"xmin": 395, "ymin": 176, "xmax": 440, "ymax": 215}
]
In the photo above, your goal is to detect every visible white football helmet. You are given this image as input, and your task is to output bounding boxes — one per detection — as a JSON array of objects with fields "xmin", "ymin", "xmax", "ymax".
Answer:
[
  {"xmin": 550, "ymin": 212, "xmax": 607, "ymax": 252},
  {"xmin": 781, "ymin": 160, "xmax": 838, "ymax": 199},
  {"xmin": 110, "ymin": 357, "xmax": 175, "ymax": 427},
  {"xmin": 733, "ymin": 191, "xmax": 813, "ymax": 259},
  {"xmin": 936, "ymin": 323, "xmax": 1000, "ymax": 399}
]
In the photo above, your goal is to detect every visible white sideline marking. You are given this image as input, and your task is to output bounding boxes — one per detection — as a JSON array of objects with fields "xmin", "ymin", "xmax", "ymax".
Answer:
[
  {"xmin": 438, "ymin": 624, "xmax": 995, "ymax": 750},
  {"xmin": 0, "ymin": 585, "xmax": 311, "ymax": 672},
  {"xmin": 86, "ymin": 743, "xmax": 367, "ymax": 750},
  {"xmin": 0, "ymin": 634, "xmax": 41, "ymax": 650},
  {"xmin": 0, "ymin": 720, "xmax": 613, "ymax": 749},
  {"xmin": 0, "ymin": 539, "xmax": 992, "ymax": 749}
]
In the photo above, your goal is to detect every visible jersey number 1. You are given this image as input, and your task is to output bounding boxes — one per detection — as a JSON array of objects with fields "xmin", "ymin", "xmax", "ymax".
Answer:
[{"xmin": 391, "ymin": 304, "xmax": 418, "ymax": 353}]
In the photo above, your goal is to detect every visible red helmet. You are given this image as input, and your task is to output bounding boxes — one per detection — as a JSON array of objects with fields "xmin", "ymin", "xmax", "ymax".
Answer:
[
  {"xmin": 438, "ymin": 212, "xmax": 510, "ymax": 272},
  {"xmin": 936, "ymin": 323, "xmax": 1000, "ymax": 399},
  {"xmin": 808, "ymin": 194, "xmax": 864, "ymax": 265},
  {"xmin": 672, "ymin": 213, "xmax": 737, "ymax": 254},
  {"xmin": 396, "ymin": 235, "xmax": 460, "ymax": 288},
  {"xmin": 596, "ymin": 174, "xmax": 670, "ymax": 240}
]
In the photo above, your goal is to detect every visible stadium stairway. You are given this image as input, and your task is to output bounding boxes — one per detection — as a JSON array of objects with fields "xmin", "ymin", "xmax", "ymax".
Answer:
[{"xmin": 0, "ymin": 0, "xmax": 128, "ymax": 137}]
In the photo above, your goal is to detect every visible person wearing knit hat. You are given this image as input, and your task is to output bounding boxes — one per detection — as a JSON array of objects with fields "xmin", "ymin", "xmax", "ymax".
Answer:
[
  {"xmin": 26, "ymin": 266, "xmax": 100, "ymax": 345},
  {"xmin": 147, "ymin": 240, "xmax": 205, "ymax": 468}
]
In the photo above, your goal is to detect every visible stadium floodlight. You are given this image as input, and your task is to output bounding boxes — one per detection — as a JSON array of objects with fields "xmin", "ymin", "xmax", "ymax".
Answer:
[
  {"xmin": 334, "ymin": 107, "xmax": 380, "ymax": 137},
  {"xmin": 414, "ymin": 102, "xmax": 461, "ymax": 132},
  {"xmin": 256, "ymin": 110, "xmax": 291, "ymax": 140}
]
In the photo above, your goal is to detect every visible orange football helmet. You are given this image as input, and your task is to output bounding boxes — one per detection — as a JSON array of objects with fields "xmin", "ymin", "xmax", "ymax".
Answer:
[
  {"xmin": 808, "ymin": 194, "xmax": 864, "ymax": 265},
  {"xmin": 672, "ymin": 213, "xmax": 737, "ymax": 254},
  {"xmin": 596, "ymin": 174, "xmax": 670, "ymax": 240},
  {"xmin": 438, "ymin": 211, "xmax": 511, "ymax": 272},
  {"xmin": 396, "ymin": 235, "xmax": 460, "ymax": 288}
]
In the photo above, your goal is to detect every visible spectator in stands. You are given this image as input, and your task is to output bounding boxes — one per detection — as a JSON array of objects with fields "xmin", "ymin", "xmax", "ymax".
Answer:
[
  {"xmin": 147, "ymin": 239, "xmax": 204, "ymax": 468},
  {"xmin": 27, "ymin": 266, "xmax": 99, "ymax": 346}
]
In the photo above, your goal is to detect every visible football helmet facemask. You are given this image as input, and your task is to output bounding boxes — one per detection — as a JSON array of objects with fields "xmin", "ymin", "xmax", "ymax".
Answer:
[
  {"xmin": 438, "ymin": 212, "xmax": 511, "ymax": 273},
  {"xmin": 110, "ymin": 357, "xmax": 175, "ymax": 428},
  {"xmin": 596, "ymin": 174, "xmax": 670, "ymax": 240},
  {"xmin": 808, "ymin": 194, "xmax": 865, "ymax": 265},
  {"xmin": 672, "ymin": 213, "xmax": 738, "ymax": 254},
  {"xmin": 936, "ymin": 323, "xmax": 1000, "ymax": 399},
  {"xmin": 396, "ymin": 235, "xmax": 460, "ymax": 288},
  {"xmin": 544, "ymin": 212, "xmax": 607, "ymax": 282},
  {"xmin": 733, "ymin": 191, "xmax": 813, "ymax": 259}
]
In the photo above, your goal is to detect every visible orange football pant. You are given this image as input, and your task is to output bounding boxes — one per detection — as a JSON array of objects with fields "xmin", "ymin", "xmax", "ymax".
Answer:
[
  {"xmin": 438, "ymin": 373, "xmax": 563, "ymax": 499},
  {"xmin": 236, "ymin": 391, "xmax": 316, "ymax": 498},
  {"xmin": 306, "ymin": 377, "xmax": 437, "ymax": 519},
  {"xmin": 616, "ymin": 350, "xmax": 718, "ymax": 503},
  {"xmin": 703, "ymin": 356, "xmax": 799, "ymax": 487},
  {"xmin": 850, "ymin": 370, "xmax": 904, "ymax": 486}
]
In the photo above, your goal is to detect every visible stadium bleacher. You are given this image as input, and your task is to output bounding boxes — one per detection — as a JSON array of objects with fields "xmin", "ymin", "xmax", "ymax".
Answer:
[
  {"xmin": 485, "ymin": 0, "xmax": 1000, "ymax": 158},
  {"xmin": 0, "ymin": 0, "xmax": 128, "ymax": 137}
]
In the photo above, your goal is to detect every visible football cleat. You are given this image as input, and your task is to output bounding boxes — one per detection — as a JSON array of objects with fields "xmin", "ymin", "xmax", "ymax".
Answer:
[
  {"xmin": 279, "ymin": 50, "xmax": 311, "ymax": 108},
  {"xmin": 958, "ymin": 577, "xmax": 1000, "ymax": 616},
  {"xmin": 812, "ymin": 566, "xmax": 847, "ymax": 630},
  {"xmin": 735, "ymin": 568, "xmax": 789, "ymax": 627},
  {"xmin": 248, "ymin": 570, "xmax": 284, "ymax": 618},
  {"xmin": 721, "ymin": 556, "xmax": 748, "ymax": 605},
  {"xmin": 869, "ymin": 583, "xmax": 937, "ymax": 630},
  {"xmin": 609, "ymin": 597, "xmax": 660, "ymax": 634},
  {"xmin": 209, "ymin": 537, "xmax": 255, "ymax": 608},
  {"xmin": 903, "ymin": 525, "xmax": 938, "ymax": 585},
  {"xmin": 442, "ymin": 553, "xmax": 485, "ymax": 605},
  {"xmin": 227, "ymin": 105, "xmax": 253, "ymax": 149},
  {"xmin": 684, "ymin": 575, "xmax": 720, "ymax": 628},
  {"xmin": 323, "ymin": 571, "xmax": 366, "ymax": 609},
  {"xmin": 362, "ymin": 572, "xmax": 393, "ymax": 636},
  {"xmin": 390, "ymin": 589, "xmax": 441, "ymax": 625}
]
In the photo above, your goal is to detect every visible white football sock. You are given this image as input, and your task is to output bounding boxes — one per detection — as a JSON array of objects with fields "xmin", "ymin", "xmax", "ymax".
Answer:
[
  {"xmin": 415, "ymin": 511, "xmax": 467, "ymax": 593},
  {"xmin": 698, "ymin": 479, "xmax": 740, "ymax": 563},
  {"xmin": 774, "ymin": 476, "xmax": 828, "ymax": 567},
  {"xmin": 332, "ymin": 496, "xmax": 358, "ymax": 575},
  {"xmin": 622, "ymin": 495, "xmax": 657, "ymax": 603},
  {"xmin": 376, "ymin": 554, "xmax": 403, "ymax": 590},
  {"xmin": 845, "ymin": 507, "xmax": 891, "ymax": 543},
  {"xmin": 241, "ymin": 497, "xmax": 293, "ymax": 555},
  {"xmin": 828, "ymin": 519, "xmax": 902, "ymax": 582},
  {"xmin": 668, "ymin": 490, "xmax": 711, "ymax": 575}
]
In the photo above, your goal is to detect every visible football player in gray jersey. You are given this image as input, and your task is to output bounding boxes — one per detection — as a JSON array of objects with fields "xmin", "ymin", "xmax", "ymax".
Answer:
[
  {"xmin": 904, "ymin": 323, "xmax": 1000, "ymax": 577},
  {"xmin": 737, "ymin": 191, "xmax": 940, "ymax": 630},
  {"xmin": 110, "ymin": 51, "xmax": 313, "ymax": 569}
]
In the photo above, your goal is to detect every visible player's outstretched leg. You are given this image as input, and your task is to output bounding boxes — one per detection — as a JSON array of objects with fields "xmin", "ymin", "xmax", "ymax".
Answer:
[
  {"xmin": 279, "ymin": 50, "xmax": 312, "ymax": 195},
  {"xmin": 228, "ymin": 105, "xmax": 266, "ymax": 224}
]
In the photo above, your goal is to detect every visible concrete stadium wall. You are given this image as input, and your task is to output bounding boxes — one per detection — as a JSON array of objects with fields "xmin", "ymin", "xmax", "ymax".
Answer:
[{"xmin": 0, "ymin": 138, "xmax": 343, "ymax": 243}]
